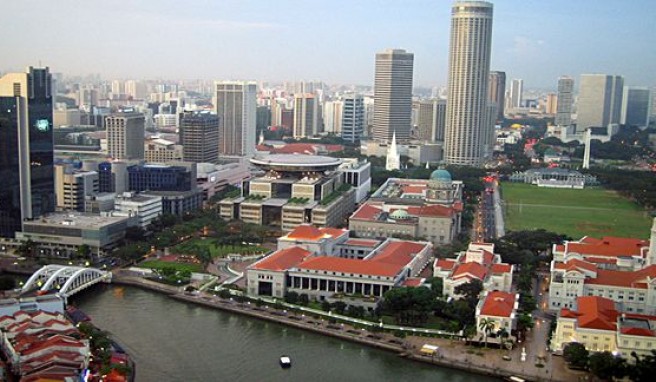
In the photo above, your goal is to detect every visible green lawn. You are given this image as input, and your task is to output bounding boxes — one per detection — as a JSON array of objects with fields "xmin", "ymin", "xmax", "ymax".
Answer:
[
  {"xmin": 501, "ymin": 182, "xmax": 652, "ymax": 239},
  {"xmin": 137, "ymin": 260, "xmax": 202, "ymax": 273},
  {"xmin": 174, "ymin": 238, "xmax": 267, "ymax": 258}
]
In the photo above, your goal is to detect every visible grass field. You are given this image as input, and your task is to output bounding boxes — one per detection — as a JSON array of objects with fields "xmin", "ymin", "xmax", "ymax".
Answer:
[
  {"xmin": 174, "ymin": 238, "xmax": 266, "ymax": 258},
  {"xmin": 501, "ymin": 182, "xmax": 652, "ymax": 239},
  {"xmin": 137, "ymin": 260, "xmax": 202, "ymax": 273}
]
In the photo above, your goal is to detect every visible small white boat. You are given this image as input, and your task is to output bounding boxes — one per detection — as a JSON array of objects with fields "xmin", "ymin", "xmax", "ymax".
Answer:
[{"xmin": 279, "ymin": 355, "xmax": 292, "ymax": 368}]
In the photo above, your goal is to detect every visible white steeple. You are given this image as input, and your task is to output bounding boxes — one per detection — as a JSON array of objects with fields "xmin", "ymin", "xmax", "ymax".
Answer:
[
  {"xmin": 386, "ymin": 131, "xmax": 401, "ymax": 171},
  {"xmin": 258, "ymin": 130, "xmax": 265, "ymax": 145},
  {"xmin": 583, "ymin": 129, "xmax": 592, "ymax": 169}
]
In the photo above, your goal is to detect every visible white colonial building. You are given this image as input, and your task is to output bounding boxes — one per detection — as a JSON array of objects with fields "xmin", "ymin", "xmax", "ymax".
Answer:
[
  {"xmin": 475, "ymin": 291, "xmax": 519, "ymax": 340},
  {"xmin": 434, "ymin": 243, "xmax": 514, "ymax": 298}
]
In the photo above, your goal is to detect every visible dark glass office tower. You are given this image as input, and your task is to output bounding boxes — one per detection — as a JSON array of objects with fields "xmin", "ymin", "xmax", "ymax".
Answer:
[{"xmin": 0, "ymin": 67, "xmax": 54, "ymax": 238}]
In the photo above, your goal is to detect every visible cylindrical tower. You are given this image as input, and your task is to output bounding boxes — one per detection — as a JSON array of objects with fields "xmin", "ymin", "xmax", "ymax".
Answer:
[{"xmin": 444, "ymin": 1, "xmax": 494, "ymax": 166}]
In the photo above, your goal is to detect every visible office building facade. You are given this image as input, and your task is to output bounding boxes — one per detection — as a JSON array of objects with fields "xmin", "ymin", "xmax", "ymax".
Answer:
[
  {"xmin": 444, "ymin": 1, "xmax": 494, "ymax": 166},
  {"xmin": 621, "ymin": 86, "xmax": 651, "ymax": 129},
  {"xmin": 372, "ymin": 49, "xmax": 414, "ymax": 143},
  {"xmin": 577, "ymin": 74, "xmax": 624, "ymax": 132},
  {"xmin": 509, "ymin": 78, "xmax": 523, "ymax": 109},
  {"xmin": 556, "ymin": 76, "xmax": 574, "ymax": 126},
  {"xmin": 488, "ymin": 71, "xmax": 506, "ymax": 121},
  {"xmin": 341, "ymin": 94, "xmax": 364, "ymax": 143},
  {"xmin": 180, "ymin": 111, "xmax": 220, "ymax": 163},
  {"xmin": 106, "ymin": 111, "xmax": 145, "ymax": 160},
  {"xmin": 293, "ymin": 94, "xmax": 318, "ymax": 138},
  {"xmin": 215, "ymin": 81, "xmax": 257, "ymax": 158},
  {"xmin": 0, "ymin": 67, "xmax": 55, "ymax": 238}
]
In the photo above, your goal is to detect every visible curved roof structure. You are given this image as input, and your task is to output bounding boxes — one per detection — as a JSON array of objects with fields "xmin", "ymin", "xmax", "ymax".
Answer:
[
  {"xmin": 250, "ymin": 154, "xmax": 342, "ymax": 172},
  {"xmin": 430, "ymin": 169, "xmax": 452, "ymax": 182}
]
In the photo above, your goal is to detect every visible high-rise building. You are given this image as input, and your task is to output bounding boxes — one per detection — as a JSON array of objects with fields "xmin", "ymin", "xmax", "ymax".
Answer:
[
  {"xmin": 54, "ymin": 165, "xmax": 99, "ymax": 211},
  {"xmin": 577, "ymin": 74, "xmax": 624, "ymax": 132},
  {"xmin": 0, "ymin": 67, "xmax": 55, "ymax": 237},
  {"xmin": 372, "ymin": 49, "xmax": 414, "ymax": 143},
  {"xmin": 323, "ymin": 99, "xmax": 343, "ymax": 134},
  {"xmin": 488, "ymin": 71, "xmax": 506, "ymax": 121},
  {"xmin": 341, "ymin": 94, "xmax": 364, "ymax": 143},
  {"xmin": 555, "ymin": 76, "xmax": 574, "ymax": 126},
  {"xmin": 415, "ymin": 100, "xmax": 445, "ymax": 142},
  {"xmin": 545, "ymin": 93, "xmax": 558, "ymax": 115},
  {"xmin": 510, "ymin": 79, "xmax": 523, "ymax": 109},
  {"xmin": 621, "ymin": 86, "xmax": 651, "ymax": 129},
  {"xmin": 293, "ymin": 94, "xmax": 318, "ymax": 138},
  {"xmin": 433, "ymin": 99, "xmax": 447, "ymax": 142},
  {"xmin": 180, "ymin": 111, "xmax": 220, "ymax": 163},
  {"xmin": 444, "ymin": 1, "xmax": 494, "ymax": 166},
  {"xmin": 215, "ymin": 81, "xmax": 257, "ymax": 158},
  {"xmin": 106, "ymin": 111, "xmax": 145, "ymax": 160}
]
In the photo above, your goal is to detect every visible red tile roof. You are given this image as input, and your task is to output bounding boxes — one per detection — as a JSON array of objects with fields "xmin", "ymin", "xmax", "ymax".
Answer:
[
  {"xmin": 566, "ymin": 237, "xmax": 649, "ymax": 258},
  {"xmin": 401, "ymin": 185, "xmax": 426, "ymax": 194},
  {"xmin": 374, "ymin": 241, "xmax": 427, "ymax": 266},
  {"xmin": 286, "ymin": 225, "xmax": 324, "ymax": 240},
  {"xmin": 621, "ymin": 327, "xmax": 655, "ymax": 337},
  {"xmin": 452, "ymin": 262, "xmax": 487, "ymax": 280},
  {"xmin": 297, "ymin": 256, "xmax": 401, "ymax": 277},
  {"xmin": 320, "ymin": 227, "xmax": 348, "ymax": 238},
  {"xmin": 402, "ymin": 278, "xmax": 425, "ymax": 287},
  {"xmin": 417, "ymin": 204, "xmax": 454, "ymax": 218},
  {"xmin": 251, "ymin": 247, "xmax": 312, "ymax": 271},
  {"xmin": 491, "ymin": 263, "xmax": 512, "ymax": 274},
  {"xmin": 554, "ymin": 259, "xmax": 598, "ymax": 273},
  {"xmin": 350, "ymin": 203, "xmax": 382, "ymax": 220},
  {"xmin": 435, "ymin": 259, "xmax": 457, "ymax": 271},
  {"xmin": 343, "ymin": 239, "xmax": 381, "ymax": 247},
  {"xmin": 575, "ymin": 296, "xmax": 618, "ymax": 331},
  {"xmin": 480, "ymin": 291, "xmax": 516, "ymax": 317},
  {"xmin": 586, "ymin": 265, "xmax": 656, "ymax": 289},
  {"xmin": 554, "ymin": 244, "xmax": 566, "ymax": 252}
]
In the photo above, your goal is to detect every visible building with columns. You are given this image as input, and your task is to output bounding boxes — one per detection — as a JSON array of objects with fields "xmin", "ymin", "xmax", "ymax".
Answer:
[{"xmin": 246, "ymin": 224, "xmax": 433, "ymax": 308}]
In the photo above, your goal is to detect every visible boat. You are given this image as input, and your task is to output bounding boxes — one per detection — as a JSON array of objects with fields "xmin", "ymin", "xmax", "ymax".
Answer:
[{"xmin": 279, "ymin": 355, "xmax": 292, "ymax": 369}]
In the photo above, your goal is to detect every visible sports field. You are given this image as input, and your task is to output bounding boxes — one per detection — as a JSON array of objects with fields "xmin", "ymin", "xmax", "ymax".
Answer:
[{"xmin": 501, "ymin": 182, "xmax": 652, "ymax": 239}]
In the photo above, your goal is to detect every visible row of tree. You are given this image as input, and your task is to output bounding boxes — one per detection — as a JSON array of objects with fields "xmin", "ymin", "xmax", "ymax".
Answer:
[{"xmin": 564, "ymin": 343, "xmax": 656, "ymax": 381}]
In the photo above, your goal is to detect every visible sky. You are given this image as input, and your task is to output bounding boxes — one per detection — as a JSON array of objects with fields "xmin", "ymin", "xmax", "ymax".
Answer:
[{"xmin": 2, "ymin": 0, "xmax": 655, "ymax": 89}]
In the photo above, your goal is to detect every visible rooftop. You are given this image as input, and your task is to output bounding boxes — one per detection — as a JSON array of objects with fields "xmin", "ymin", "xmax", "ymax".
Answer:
[
  {"xmin": 250, "ymin": 154, "xmax": 342, "ymax": 170},
  {"xmin": 24, "ymin": 213, "xmax": 128, "ymax": 229},
  {"xmin": 250, "ymin": 247, "xmax": 312, "ymax": 272},
  {"xmin": 480, "ymin": 291, "xmax": 516, "ymax": 318}
]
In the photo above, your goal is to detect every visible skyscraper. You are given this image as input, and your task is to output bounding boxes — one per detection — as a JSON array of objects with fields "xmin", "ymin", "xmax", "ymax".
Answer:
[
  {"xmin": 555, "ymin": 76, "xmax": 574, "ymax": 126},
  {"xmin": 215, "ymin": 81, "xmax": 257, "ymax": 158},
  {"xmin": 0, "ymin": 67, "xmax": 55, "ymax": 237},
  {"xmin": 488, "ymin": 71, "xmax": 506, "ymax": 121},
  {"xmin": 340, "ymin": 94, "xmax": 364, "ymax": 143},
  {"xmin": 106, "ymin": 111, "xmax": 145, "ymax": 160},
  {"xmin": 180, "ymin": 111, "xmax": 220, "ymax": 163},
  {"xmin": 621, "ymin": 86, "xmax": 651, "ymax": 129},
  {"xmin": 510, "ymin": 78, "xmax": 523, "ymax": 109},
  {"xmin": 444, "ymin": 1, "xmax": 494, "ymax": 166},
  {"xmin": 577, "ymin": 74, "xmax": 624, "ymax": 132},
  {"xmin": 293, "ymin": 93, "xmax": 318, "ymax": 138},
  {"xmin": 415, "ymin": 99, "xmax": 446, "ymax": 143},
  {"xmin": 372, "ymin": 49, "xmax": 414, "ymax": 143},
  {"xmin": 545, "ymin": 93, "xmax": 558, "ymax": 115}
]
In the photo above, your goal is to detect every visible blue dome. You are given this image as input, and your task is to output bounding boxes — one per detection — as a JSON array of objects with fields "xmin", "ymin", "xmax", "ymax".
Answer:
[{"xmin": 430, "ymin": 169, "xmax": 452, "ymax": 182}]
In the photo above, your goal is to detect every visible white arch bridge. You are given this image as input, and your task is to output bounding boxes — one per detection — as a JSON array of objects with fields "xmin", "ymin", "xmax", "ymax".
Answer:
[{"xmin": 21, "ymin": 265, "xmax": 112, "ymax": 300}]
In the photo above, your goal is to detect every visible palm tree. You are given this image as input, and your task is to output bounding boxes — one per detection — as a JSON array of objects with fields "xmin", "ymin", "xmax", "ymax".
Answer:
[{"xmin": 478, "ymin": 318, "xmax": 495, "ymax": 348}]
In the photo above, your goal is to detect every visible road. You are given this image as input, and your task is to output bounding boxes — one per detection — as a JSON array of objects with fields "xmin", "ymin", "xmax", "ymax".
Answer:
[{"xmin": 473, "ymin": 179, "xmax": 498, "ymax": 242}]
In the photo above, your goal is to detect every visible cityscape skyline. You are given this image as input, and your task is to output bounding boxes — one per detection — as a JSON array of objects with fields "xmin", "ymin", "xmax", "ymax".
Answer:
[{"xmin": 2, "ymin": 0, "xmax": 655, "ymax": 89}]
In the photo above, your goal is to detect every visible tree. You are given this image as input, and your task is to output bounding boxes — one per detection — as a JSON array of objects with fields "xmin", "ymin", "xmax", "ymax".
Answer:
[
  {"xmin": 298, "ymin": 294, "xmax": 309, "ymax": 306},
  {"xmin": 426, "ymin": 277, "xmax": 443, "ymax": 298},
  {"xmin": 76, "ymin": 244, "xmax": 91, "ymax": 259},
  {"xmin": 454, "ymin": 279, "xmax": 483, "ymax": 302},
  {"xmin": 478, "ymin": 318, "xmax": 495, "ymax": 348},
  {"xmin": 321, "ymin": 300, "xmax": 331, "ymax": 312},
  {"xmin": 629, "ymin": 350, "xmax": 656, "ymax": 382},
  {"xmin": 589, "ymin": 351, "xmax": 626, "ymax": 381},
  {"xmin": 284, "ymin": 291, "xmax": 299, "ymax": 304},
  {"xmin": 331, "ymin": 301, "xmax": 347, "ymax": 315},
  {"xmin": 217, "ymin": 289, "xmax": 232, "ymax": 299},
  {"xmin": 16, "ymin": 239, "xmax": 36, "ymax": 257},
  {"xmin": 0, "ymin": 275, "xmax": 16, "ymax": 291},
  {"xmin": 563, "ymin": 342, "xmax": 589, "ymax": 370}
]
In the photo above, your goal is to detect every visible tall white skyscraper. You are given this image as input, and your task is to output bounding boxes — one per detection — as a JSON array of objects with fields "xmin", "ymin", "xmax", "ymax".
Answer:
[
  {"xmin": 621, "ymin": 86, "xmax": 651, "ymax": 129},
  {"xmin": 293, "ymin": 93, "xmax": 318, "ymax": 138},
  {"xmin": 340, "ymin": 94, "xmax": 364, "ymax": 143},
  {"xmin": 444, "ymin": 1, "xmax": 494, "ymax": 166},
  {"xmin": 106, "ymin": 111, "xmax": 145, "ymax": 160},
  {"xmin": 510, "ymin": 78, "xmax": 523, "ymax": 109},
  {"xmin": 577, "ymin": 74, "xmax": 624, "ymax": 133},
  {"xmin": 323, "ymin": 99, "xmax": 343, "ymax": 134},
  {"xmin": 555, "ymin": 76, "xmax": 574, "ymax": 126},
  {"xmin": 373, "ymin": 49, "xmax": 414, "ymax": 143},
  {"xmin": 215, "ymin": 81, "xmax": 257, "ymax": 158}
]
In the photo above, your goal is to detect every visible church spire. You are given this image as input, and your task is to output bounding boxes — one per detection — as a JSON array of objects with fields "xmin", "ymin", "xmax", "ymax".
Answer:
[{"xmin": 386, "ymin": 131, "xmax": 401, "ymax": 171}]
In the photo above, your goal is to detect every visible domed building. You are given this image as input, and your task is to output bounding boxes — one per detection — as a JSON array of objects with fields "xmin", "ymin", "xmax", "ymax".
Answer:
[
  {"xmin": 349, "ymin": 169, "xmax": 464, "ymax": 246},
  {"xmin": 426, "ymin": 169, "xmax": 459, "ymax": 205}
]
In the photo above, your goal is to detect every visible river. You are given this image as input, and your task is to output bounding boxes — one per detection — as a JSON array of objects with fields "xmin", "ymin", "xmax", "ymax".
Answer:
[{"xmin": 73, "ymin": 285, "xmax": 496, "ymax": 382}]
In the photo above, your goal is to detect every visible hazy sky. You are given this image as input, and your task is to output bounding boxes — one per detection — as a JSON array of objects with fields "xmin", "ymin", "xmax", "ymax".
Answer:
[{"xmin": 2, "ymin": 0, "xmax": 655, "ymax": 89}]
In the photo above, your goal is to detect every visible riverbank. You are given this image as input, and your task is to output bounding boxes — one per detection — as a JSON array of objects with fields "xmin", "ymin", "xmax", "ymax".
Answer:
[{"xmin": 112, "ymin": 275, "xmax": 581, "ymax": 382}]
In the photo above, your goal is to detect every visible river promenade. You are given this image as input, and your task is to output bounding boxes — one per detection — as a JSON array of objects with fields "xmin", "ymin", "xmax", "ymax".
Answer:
[{"xmin": 112, "ymin": 273, "xmax": 586, "ymax": 382}]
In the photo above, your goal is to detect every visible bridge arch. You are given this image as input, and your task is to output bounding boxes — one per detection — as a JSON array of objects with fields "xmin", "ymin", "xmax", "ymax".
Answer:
[
  {"xmin": 21, "ymin": 265, "xmax": 66, "ymax": 293},
  {"xmin": 58, "ymin": 267, "xmax": 112, "ymax": 298}
]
